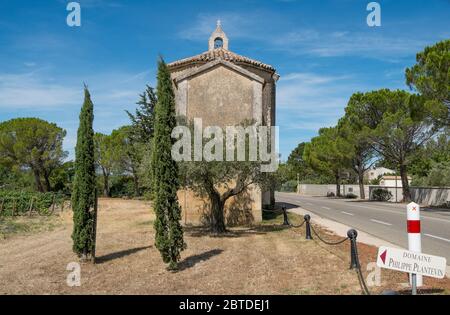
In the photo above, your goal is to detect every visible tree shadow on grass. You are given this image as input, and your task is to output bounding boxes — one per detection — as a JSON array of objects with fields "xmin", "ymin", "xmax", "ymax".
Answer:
[
  {"xmin": 177, "ymin": 249, "xmax": 224, "ymax": 271},
  {"xmin": 96, "ymin": 246, "xmax": 151, "ymax": 264},
  {"xmin": 275, "ymin": 202, "xmax": 300, "ymax": 210},
  {"xmin": 184, "ymin": 225, "xmax": 289, "ymax": 238}
]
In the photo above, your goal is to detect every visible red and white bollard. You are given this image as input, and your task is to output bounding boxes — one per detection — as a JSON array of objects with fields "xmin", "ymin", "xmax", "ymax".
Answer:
[{"xmin": 407, "ymin": 202, "xmax": 423, "ymax": 287}]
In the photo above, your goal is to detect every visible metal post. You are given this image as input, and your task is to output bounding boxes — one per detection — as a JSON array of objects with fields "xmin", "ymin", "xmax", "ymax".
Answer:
[
  {"xmin": 407, "ymin": 202, "xmax": 423, "ymax": 287},
  {"xmin": 282, "ymin": 206, "xmax": 290, "ymax": 226},
  {"xmin": 348, "ymin": 229, "xmax": 360, "ymax": 269},
  {"xmin": 411, "ymin": 274, "xmax": 417, "ymax": 295},
  {"xmin": 304, "ymin": 215, "xmax": 312, "ymax": 240}
]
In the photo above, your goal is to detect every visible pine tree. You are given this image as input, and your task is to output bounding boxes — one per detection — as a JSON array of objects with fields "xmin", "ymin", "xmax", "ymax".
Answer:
[
  {"xmin": 126, "ymin": 85, "xmax": 157, "ymax": 197},
  {"xmin": 126, "ymin": 85, "xmax": 157, "ymax": 144},
  {"xmin": 72, "ymin": 86, "xmax": 98, "ymax": 262},
  {"xmin": 151, "ymin": 59, "xmax": 185, "ymax": 270}
]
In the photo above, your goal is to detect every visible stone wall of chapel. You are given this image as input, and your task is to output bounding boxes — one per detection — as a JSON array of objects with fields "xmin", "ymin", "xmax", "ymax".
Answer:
[
  {"xmin": 171, "ymin": 63, "xmax": 276, "ymax": 128},
  {"xmin": 186, "ymin": 66, "xmax": 254, "ymax": 127}
]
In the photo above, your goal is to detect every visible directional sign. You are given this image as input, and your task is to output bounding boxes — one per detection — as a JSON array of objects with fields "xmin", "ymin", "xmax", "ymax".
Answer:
[{"xmin": 377, "ymin": 246, "xmax": 447, "ymax": 279}]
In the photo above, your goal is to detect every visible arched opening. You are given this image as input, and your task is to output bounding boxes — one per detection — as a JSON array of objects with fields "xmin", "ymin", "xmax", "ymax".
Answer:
[{"xmin": 214, "ymin": 37, "xmax": 223, "ymax": 49}]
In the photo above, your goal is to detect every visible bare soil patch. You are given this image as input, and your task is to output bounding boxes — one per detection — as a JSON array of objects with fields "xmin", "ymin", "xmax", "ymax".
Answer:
[{"xmin": 0, "ymin": 198, "xmax": 448, "ymax": 295}]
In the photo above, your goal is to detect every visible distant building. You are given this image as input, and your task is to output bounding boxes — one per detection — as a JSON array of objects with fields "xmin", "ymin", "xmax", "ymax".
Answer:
[
  {"xmin": 380, "ymin": 175, "xmax": 412, "ymax": 187},
  {"xmin": 365, "ymin": 167, "xmax": 396, "ymax": 182}
]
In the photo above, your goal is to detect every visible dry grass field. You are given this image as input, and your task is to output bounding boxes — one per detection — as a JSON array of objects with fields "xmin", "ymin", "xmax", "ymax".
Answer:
[{"xmin": 0, "ymin": 198, "xmax": 449, "ymax": 295}]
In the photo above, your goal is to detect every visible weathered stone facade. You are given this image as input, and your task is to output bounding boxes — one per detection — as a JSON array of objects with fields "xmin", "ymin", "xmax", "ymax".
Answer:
[{"xmin": 168, "ymin": 21, "xmax": 278, "ymax": 226}]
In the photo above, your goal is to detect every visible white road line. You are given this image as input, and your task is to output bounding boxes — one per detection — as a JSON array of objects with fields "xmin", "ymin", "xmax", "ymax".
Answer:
[
  {"xmin": 370, "ymin": 219, "xmax": 392, "ymax": 226},
  {"xmin": 425, "ymin": 234, "xmax": 450, "ymax": 243},
  {"xmin": 341, "ymin": 211, "xmax": 354, "ymax": 216},
  {"xmin": 322, "ymin": 207, "xmax": 331, "ymax": 210}
]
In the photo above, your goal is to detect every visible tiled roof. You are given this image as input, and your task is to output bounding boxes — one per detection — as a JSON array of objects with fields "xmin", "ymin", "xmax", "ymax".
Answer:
[{"xmin": 168, "ymin": 48, "xmax": 276, "ymax": 72}]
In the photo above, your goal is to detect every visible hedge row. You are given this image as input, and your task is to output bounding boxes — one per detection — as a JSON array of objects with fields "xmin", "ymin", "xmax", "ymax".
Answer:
[{"xmin": 0, "ymin": 191, "xmax": 68, "ymax": 216}]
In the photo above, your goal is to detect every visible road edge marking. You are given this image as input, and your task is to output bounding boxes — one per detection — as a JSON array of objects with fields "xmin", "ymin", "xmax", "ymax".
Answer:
[
  {"xmin": 370, "ymin": 219, "xmax": 393, "ymax": 226},
  {"xmin": 425, "ymin": 234, "xmax": 450, "ymax": 243}
]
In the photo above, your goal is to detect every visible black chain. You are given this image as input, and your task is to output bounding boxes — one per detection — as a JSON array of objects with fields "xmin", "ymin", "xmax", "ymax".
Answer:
[
  {"xmin": 290, "ymin": 220, "xmax": 306, "ymax": 229},
  {"xmin": 264, "ymin": 208, "xmax": 371, "ymax": 295},
  {"xmin": 309, "ymin": 223, "xmax": 370, "ymax": 295},
  {"xmin": 310, "ymin": 224, "xmax": 349, "ymax": 246},
  {"xmin": 262, "ymin": 209, "xmax": 305, "ymax": 228},
  {"xmin": 352, "ymin": 237, "xmax": 371, "ymax": 296},
  {"xmin": 355, "ymin": 267, "xmax": 371, "ymax": 295}
]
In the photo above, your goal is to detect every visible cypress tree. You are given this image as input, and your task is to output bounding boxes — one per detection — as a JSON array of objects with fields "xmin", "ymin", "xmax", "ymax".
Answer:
[
  {"xmin": 72, "ymin": 86, "xmax": 98, "ymax": 262},
  {"xmin": 152, "ymin": 59, "xmax": 186, "ymax": 270}
]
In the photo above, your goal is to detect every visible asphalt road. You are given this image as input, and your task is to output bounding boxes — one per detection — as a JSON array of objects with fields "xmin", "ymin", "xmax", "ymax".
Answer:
[{"xmin": 276, "ymin": 192, "xmax": 450, "ymax": 262}]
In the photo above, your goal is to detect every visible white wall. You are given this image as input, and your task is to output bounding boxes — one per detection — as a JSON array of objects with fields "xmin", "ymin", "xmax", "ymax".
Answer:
[
  {"xmin": 381, "ymin": 179, "xmax": 403, "ymax": 187},
  {"xmin": 369, "ymin": 186, "xmax": 450, "ymax": 206},
  {"xmin": 296, "ymin": 184, "xmax": 450, "ymax": 207},
  {"xmin": 297, "ymin": 184, "xmax": 369, "ymax": 199}
]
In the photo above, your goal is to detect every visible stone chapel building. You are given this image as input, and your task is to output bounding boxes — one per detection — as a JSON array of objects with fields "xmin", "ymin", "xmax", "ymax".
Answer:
[{"xmin": 168, "ymin": 21, "xmax": 278, "ymax": 225}]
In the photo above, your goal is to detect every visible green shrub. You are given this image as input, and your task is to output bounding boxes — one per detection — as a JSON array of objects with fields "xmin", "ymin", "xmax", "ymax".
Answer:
[
  {"xmin": 371, "ymin": 188, "xmax": 393, "ymax": 201},
  {"xmin": 280, "ymin": 180, "xmax": 298, "ymax": 192},
  {"xmin": 345, "ymin": 193, "xmax": 358, "ymax": 199},
  {"xmin": 110, "ymin": 177, "xmax": 135, "ymax": 198}
]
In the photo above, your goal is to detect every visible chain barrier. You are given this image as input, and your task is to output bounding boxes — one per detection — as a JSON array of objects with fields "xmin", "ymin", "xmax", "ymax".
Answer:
[
  {"xmin": 347, "ymin": 229, "xmax": 371, "ymax": 295},
  {"xmin": 356, "ymin": 265, "xmax": 371, "ymax": 295},
  {"xmin": 289, "ymin": 220, "xmax": 306, "ymax": 229},
  {"xmin": 262, "ymin": 207, "xmax": 306, "ymax": 228},
  {"xmin": 310, "ymin": 223, "xmax": 349, "ymax": 246},
  {"xmin": 306, "ymin": 216, "xmax": 371, "ymax": 295},
  {"xmin": 263, "ymin": 206, "xmax": 371, "ymax": 295}
]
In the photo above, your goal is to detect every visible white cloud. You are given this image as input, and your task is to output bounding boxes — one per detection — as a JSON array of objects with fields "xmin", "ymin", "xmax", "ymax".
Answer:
[
  {"xmin": 24, "ymin": 62, "xmax": 37, "ymax": 67},
  {"xmin": 0, "ymin": 72, "xmax": 80, "ymax": 109},
  {"xmin": 276, "ymin": 71, "xmax": 360, "ymax": 140},
  {"xmin": 178, "ymin": 12, "xmax": 266, "ymax": 42},
  {"xmin": 273, "ymin": 30, "xmax": 429, "ymax": 59},
  {"xmin": 180, "ymin": 12, "xmax": 433, "ymax": 60},
  {"xmin": 0, "ymin": 69, "xmax": 154, "ymax": 110},
  {"xmin": 277, "ymin": 72, "xmax": 353, "ymax": 109}
]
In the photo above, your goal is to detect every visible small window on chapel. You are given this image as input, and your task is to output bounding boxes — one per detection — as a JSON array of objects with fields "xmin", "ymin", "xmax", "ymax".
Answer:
[{"xmin": 214, "ymin": 37, "xmax": 223, "ymax": 49}]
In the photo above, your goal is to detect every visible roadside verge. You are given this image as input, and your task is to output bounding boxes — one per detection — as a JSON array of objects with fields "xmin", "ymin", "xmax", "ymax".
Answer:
[{"xmin": 288, "ymin": 206, "xmax": 450, "ymax": 278}]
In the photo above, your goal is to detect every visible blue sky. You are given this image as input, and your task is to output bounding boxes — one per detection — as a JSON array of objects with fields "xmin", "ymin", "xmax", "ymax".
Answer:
[{"xmin": 0, "ymin": 0, "xmax": 449, "ymax": 160}]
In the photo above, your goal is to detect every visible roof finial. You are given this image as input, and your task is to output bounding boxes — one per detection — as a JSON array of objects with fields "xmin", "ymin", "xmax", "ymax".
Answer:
[{"xmin": 217, "ymin": 19, "xmax": 221, "ymax": 28}]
